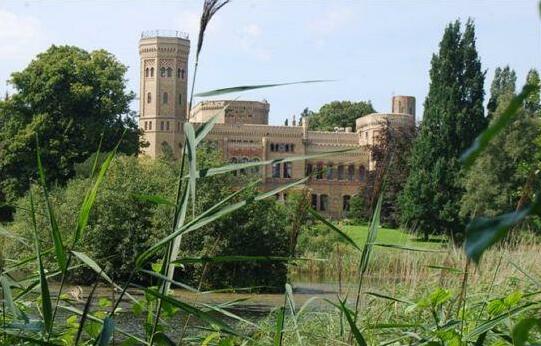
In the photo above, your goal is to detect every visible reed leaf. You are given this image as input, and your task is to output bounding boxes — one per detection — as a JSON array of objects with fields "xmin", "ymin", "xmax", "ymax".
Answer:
[
  {"xmin": 95, "ymin": 316, "xmax": 114, "ymax": 346},
  {"xmin": 364, "ymin": 291, "xmax": 413, "ymax": 305},
  {"xmin": 145, "ymin": 288, "xmax": 237, "ymax": 335},
  {"xmin": 139, "ymin": 269, "xmax": 199, "ymax": 292},
  {"xmin": 371, "ymin": 243, "xmax": 443, "ymax": 252},
  {"xmin": 29, "ymin": 189, "xmax": 52, "ymax": 334},
  {"xmin": 36, "ymin": 135, "xmax": 67, "ymax": 273},
  {"xmin": 136, "ymin": 177, "xmax": 309, "ymax": 267},
  {"xmin": 0, "ymin": 275, "xmax": 27, "ymax": 322},
  {"xmin": 460, "ymin": 83, "xmax": 539, "ymax": 169},
  {"xmin": 172, "ymin": 255, "xmax": 314, "ymax": 264},
  {"xmin": 307, "ymin": 208, "xmax": 361, "ymax": 252},
  {"xmin": 195, "ymin": 80, "xmax": 330, "ymax": 97},
  {"xmin": 184, "ymin": 122, "xmax": 197, "ymax": 211},
  {"xmin": 329, "ymin": 298, "xmax": 367, "ymax": 346},
  {"xmin": 360, "ymin": 194, "xmax": 383, "ymax": 274},
  {"xmin": 273, "ymin": 306, "xmax": 285, "ymax": 346},
  {"xmin": 512, "ymin": 318, "xmax": 541, "ymax": 346},
  {"xmin": 74, "ymin": 278, "xmax": 101, "ymax": 345}
]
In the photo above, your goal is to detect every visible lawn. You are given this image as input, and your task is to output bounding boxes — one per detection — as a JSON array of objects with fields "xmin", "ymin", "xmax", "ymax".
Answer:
[{"xmin": 341, "ymin": 224, "xmax": 446, "ymax": 250}]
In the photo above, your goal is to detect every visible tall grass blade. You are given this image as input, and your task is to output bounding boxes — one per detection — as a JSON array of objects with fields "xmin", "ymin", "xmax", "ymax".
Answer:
[
  {"xmin": 365, "ymin": 292, "xmax": 413, "ymax": 305},
  {"xmin": 460, "ymin": 83, "xmax": 539, "ymax": 168},
  {"xmin": 74, "ymin": 278, "xmax": 101, "ymax": 345},
  {"xmin": 0, "ymin": 275, "xmax": 27, "ymax": 322},
  {"xmin": 29, "ymin": 189, "xmax": 52, "ymax": 334},
  {"xmin": 145, "ymin": 288, "xmax": 237, "ymax": 335},
  {"xmin": 195, "ymin": 80, "xmax": 330, "ymax": 97},
  {"xmin": 371, "ymin": 243, "xmax": 443, "ymax": 252},
  {"xmin": 512, "ymin": 318, "xmax": 541, "ymax": 346},
  {"xmin": 273, "ymin": 306, "xmax": 285, "ymax": 346},
  {"xmin": 329, "ymin": 298, "xmax": 367, "ymax": 346},
  {"xmin": 95, "ymin": 316, "xmax": 114, "ymax": 346},
  {"xmin": 307, "ymin": 208, "xmax": 361, "ymax": 252},
  {"xmin": 184, "ymin": 122, "xmax": 197, "ymax": 211},
  {"xmin": 136, "ymin": 177, "xmax": 309, "ymax": 267},
  {"xmin": 172, "ymin": 255, "xmax": 314, "ymax": 264},
  {"xmin": 36, "ymin": 135, "xmax": 67, "ymax": 273},
  {"xmin": 285, "ymin": 283, "xmax": 303, "ymax": 346},
  {"xmin": 360, "ymin": 194, "xmax": 383, "ymax": 275}
]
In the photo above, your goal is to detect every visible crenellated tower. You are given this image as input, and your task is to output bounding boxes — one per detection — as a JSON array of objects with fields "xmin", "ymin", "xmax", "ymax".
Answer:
[{"xmin": 139, "ymin": 30, "xmax": 190, "ymax": 158}]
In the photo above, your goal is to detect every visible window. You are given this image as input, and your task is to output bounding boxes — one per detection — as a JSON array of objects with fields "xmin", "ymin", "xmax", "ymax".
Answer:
[
  {"xmin": 177, "ymin": 122, "xmax": 180, "ymax": 132},
  {"xmin": 148, "ymin": 121, "xmax": 152, "ymax": 130},
  {"xmin": 181, "ymin": 69, "xmax": 185, "ymax": 79},
  {"xmin": 311, "ymin": 194, "xmax": 318, "ymax": 209},
  {"xmin": 283, "ymin": 162, "xmax": 292, "ymax": 178},
  {"xmin": 306, "ymin": 163, "xmax": 313, "ymax": 177},
  {"xmin": 163, "ymin": 92, "xmax": 168, "ymax": 104},
  {"xmin": 230, "ymin": 157, "xmax": 238, "ymax": 176},
  {"xmin": 326, "ymin": 164, "xmax": 334, "ymax": 180},
  {"xmin": 290, "ymin": 144, "xmax": 295, "ymax": 152},
  {"xmin": 270, "ymin": 143, "xmax": 275, "ymax": 152},
  {"xmin": 160, "ymin": 67, "xmax": 166, "ymax": 77},
  {"xmin": 166, "ymin": 67, "xmax": 172, "ymax": 77},
  {"xmin": 150, "ymin": 67, "xmax": 154, "ymax": 77},
  {"xmin": 359, "ymin": 165, "xmax": 366, "ymax": 181},
  {"xmin": 160, "ymin": 121, "xmax": 164, "ymax": 131},
  {"xmin": 343, "ymin": 195, "xmax": 351, "ymax": 212},
  {"xmin": 319, "ymin": 194, "xmax": 328, "ymax": 211},
  {"xmin": 348, "ymin": 165, "xmax": 355, "ymax": 181},
  {"xmin": 166, "ymin": 121, "xmax": 170, "ymax": 131},
  {"xmin": 147, "ymin": 92, "xmax": 152, "ymax": 104},
  {"xmin": 177, "ymin": 68, "xmax": 181, "ymax": 78},
  {"xmin": 251, "ymin": 158, "xmax": 260, "ymax": 174},
  {"xmin": 337, "ymin": 165, "xmax": 345, "ymax": 180},
  {"xmin": 145, "ymin": 68, "xmax": 149, "ymax": 77},
  {"xmin": 144, "ymin": 121, "xmax": 148, "ymax": 130},
  {"xmin": 316, "ymin": 162, "xmax": 323, "ymax": 180},
  {"xmin": 179, "ymin": 93, "xmax": 182, "ymax": 105},
  {"xmin": 272, "ymin": 163, "xmax": 281, "ymax": 178}
]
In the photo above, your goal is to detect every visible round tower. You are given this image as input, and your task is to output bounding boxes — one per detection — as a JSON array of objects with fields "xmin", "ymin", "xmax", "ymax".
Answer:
[
  {"xmin": 392, "ymin": 95, "xmax": 416, "ymax": 120},
  {"xmin": 139, "ymin": 30, "xmax": 190, "ymax": 158}
]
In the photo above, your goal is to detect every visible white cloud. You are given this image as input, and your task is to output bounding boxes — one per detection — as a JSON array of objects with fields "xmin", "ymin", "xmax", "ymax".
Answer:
[
  {"xmin": 307, "ymin": 7, "xmax": 354, "ymax": 46},
  {"xmin": 177, "ymin": 9, "xmax": 224, "ymax": 42},
  {"xmin": 237, "ymin": 23, "xmax": 271, "ymax": 62},
  {"xmin": 0, "ymin": 9, "xmax": 47, "ymax": 61}
]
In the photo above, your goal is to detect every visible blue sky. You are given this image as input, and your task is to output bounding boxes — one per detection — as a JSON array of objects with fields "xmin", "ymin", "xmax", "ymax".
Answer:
[{"xmin": 1, "ymin": 0, "xmax": 540, "ymax": 124}]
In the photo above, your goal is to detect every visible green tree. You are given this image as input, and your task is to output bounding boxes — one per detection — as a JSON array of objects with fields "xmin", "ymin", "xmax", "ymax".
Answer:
[
  {"xmin": 487, "ymin": 66, "xmax": 517, "ymax": 120},
  {"xmin": 461, "ymin": 68, "xmax": 541, "ymax": 222},
  {"xmin": 0, "ymin": 45, "xmax": 142, "ymax": 221},
  {"xmin": 307, "ymin": 100, "xmax": 376, "ymax": 131},
  {"xmin": 399, "ymin": 20, "xmax": 487, "ymax": 239}
]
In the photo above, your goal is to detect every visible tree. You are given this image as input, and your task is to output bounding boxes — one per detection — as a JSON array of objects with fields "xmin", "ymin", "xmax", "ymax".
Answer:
[
  {"xmin": 0, "ymin": 45, "xmax": 142, "ymax": 221},
  {"xmin": 306, "ymin": 100, "xmax": 376, "ymax": 131},
  {"xmin": 399, "ymin": 19, "xmax": 487, "ymax": 239},
  {"xmin": 461, "ymin": 68, "xmax": 541, "ymax": 223},
  {"xmin": 487, "ymin": 66, "xmax": 516, "ymax": 120}
]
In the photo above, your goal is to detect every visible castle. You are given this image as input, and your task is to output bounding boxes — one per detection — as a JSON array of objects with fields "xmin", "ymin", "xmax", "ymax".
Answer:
[{"xmin": 138, "ymin": 30, "xmax": 415, "ymax": 218}]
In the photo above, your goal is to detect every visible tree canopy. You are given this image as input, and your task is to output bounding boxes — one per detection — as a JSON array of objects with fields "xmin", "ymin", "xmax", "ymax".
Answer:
[
  {"xmin": 0, "ymin": 45, "xmax": 142, "ymax": 221},
  {"xmin": 399, "ymin": 19, "xmax": 487, "ymax": 239},
  {"xmin": 304, "ymin": 100, "xmax": 376, "ymax": 131}
]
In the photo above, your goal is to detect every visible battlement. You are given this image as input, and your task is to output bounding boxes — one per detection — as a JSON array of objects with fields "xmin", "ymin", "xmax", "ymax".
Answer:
[{"xmin": 141, "ymin": 30, "xmax": 189, "ymax": 40}]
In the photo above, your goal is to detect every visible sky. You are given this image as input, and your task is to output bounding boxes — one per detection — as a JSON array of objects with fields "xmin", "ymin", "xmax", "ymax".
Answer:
[{"xmin": 0, "ymin": 0, "xmax": 540, "ymax": 125}]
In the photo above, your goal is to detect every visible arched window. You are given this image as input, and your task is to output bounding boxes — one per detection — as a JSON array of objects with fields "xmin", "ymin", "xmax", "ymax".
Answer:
[
  {"xmin": 144, "ymin": 121, "xmax": 148, "ymax": 130},
  {"xmin": 311, "ymin": 194, "xmax": 318, "ymax": 209},
  {"xmin": 348, "ymin": 164, "xmax": 355, "ymax": 181},
  {"xmin": 163, "ymin": 92, "xmax": 168, "ymax": 104},
  {"xmin": 147, "ymin": 92, "xmax": 151, "ymax": 104},
  {"xmin": 148, "ymin": 121, "xmax": 152, "ymax": 130},
  {"xmin": 270, "ymin": 143, "xmax": 275, "ymax": 152},
  {"xmin": 178, "ymin": 94, "xmax": 182, "ymax": 105},
  {"xmin": 272, "ymin": 163, "xmax": 281, "ymax": 178},
  {"xmin": 326, "ymin": 164, "xmax": 334, "ymax": 180},
  {"xmin": 166, "ymin": 121, "xmax": 170, "ymax": 131},
  {"xmin": 343, "ymin": 195, "xmax": 351, "ymax": 212},
  {"xmin": 306, "ymin": 163, "xmax": 313, "ymax": 177},
  {"xmin": 160, "ymin": 121, "xmax": 164, "ymax": 131},
  {"xmin": 181, "ymin": 69, "xmax": 185, "ymax": 79},
  {"xmin": 316, "ymin": 162, "xmax": 323, "ymax": 180},
  {"xmin": 150, "ymin": 67, "xmax": 154, "ymax": 77},
  {"xmin": 160, "ymin": 67, "xmax": 166, "ymax": 77},
  {"xmin": 359, "ymin": 165, "xmax": 366, "ymax": 181},
  {"xmin": 337, "ymin": 164, "xmax": 345, "ymax": 180},
  {"xmin": 177, "ymin": 68, "xmax": 181, "ymax": 78},
  {"xmin": 166, "ymin": 67, "xmax": 172, "ymax": 77},
  {"xmin": 145, "ymin": 68, "xmax": 149, "ymax": 77},
  {"xmin": 283, "ymin": 162, "xmax": 292, "ymax": 179},
  {"xmin": 319, "ymin": 194, "xmax": 328, "ymax": 211}
]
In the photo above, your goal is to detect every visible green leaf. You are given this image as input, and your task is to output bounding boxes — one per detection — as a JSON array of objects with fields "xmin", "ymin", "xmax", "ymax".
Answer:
[
  {"xmin": 426, "ymin": 265, "xmax": 464, "ymax": 274},
  {"xmin": 273, "ymin": 306, "xmax": 285, "ymax": 346},
  {"xmin": 335, "ymin": 298, "xmax": 367, "ymax": 346},
  {"xmin": 96, "ymin": 316, "xmax": 114, "ymax": 346},
  {"xmin": 364, "ymin": 291, "xmax": 413, "ymax": 305},
  {"xmin": 512, "ymin": 318, "xmax": 541, "ymax": 346},
  {"xmin": 371, "ymin": 243, "xmax": 443, "ymax": 252},
  {"xmin": 145, "ymin": 288, "xmax": 238, "ymax": 335},
  {"xmin": 75, "ymin": 279, "xmax": 101, "ymax": 345},
  {"xmin": 195, "ymin": 80, "xmax": 330, "ymax": 97},
  {"xmin": 184, "ymin": 122, "xmax": 197, "ymax": 212},
  {"xmin": 461, "ymin": 83, "xmax": 539, "ymax": 168},
  {"xmin": 0, "ymin": 275, "xmax": 27, "ymax": 322},
  {"xmin": 152, "ymin": 332, "xmax": 176, "ymax": 346},
  {"xmin": 29, "ymin": 189, "xmax": 52, "ymax": 333},
  {"xmin": 360, "ymin": 194, "xmax": 383, "ymax": 274},
  {"xmin": 36, "ymin": 135, "xmax": 67, "ymax": 273}
]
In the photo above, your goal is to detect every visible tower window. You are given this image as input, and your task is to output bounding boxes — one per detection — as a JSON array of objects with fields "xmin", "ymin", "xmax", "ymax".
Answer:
[
  {"xmin": 160, "ymin": 67, "xmax": 166, "ymax": 77},
  {"xmin": 145, "ymin": 68, "xmax": 149, "ymax": 77},
  {"xmin": 166, "ymin": 67, "xmax": 172, "ymax": 77},
  {"xmin": 166, "ymin": 121, "xmax": 170, "ymax": 131},
  {"xmin": 319, "ymin": 194, "xmax": 328, "ymax": 211},
  {"xmin": 177, "ymin": 68, "xmax": 181, "ymax": 78},
  {"xmin": 163, "ymin": 92, "xmax": 168, "ymax": 104},
  {"xmin": 147, "ymin": 92, "xmax": 151, "ymax": 104},
  {"xmin": 179, "ymin": 94, "xmax": 182, "ymax": 105},
  {"xmin": 181, "ymin": 69, "xmax": 185, "ymax": 79},
  {"xmin": 160, "ymin": 121, "xmax": 164, "ymax": 131},
  {"xmin": 144, "ymin": 121, "xmax": 148, "ymax": 130},
  {"xmin": 148, "ymin": 121, "xmax": 152, "ymax": 130},
  {"xmin": 177, "ymin": 122, "xmax": 180, "ymax": 132},
  {"xmin": 150, "ymin": 67, "xmax": 154, "ymax": 77}
]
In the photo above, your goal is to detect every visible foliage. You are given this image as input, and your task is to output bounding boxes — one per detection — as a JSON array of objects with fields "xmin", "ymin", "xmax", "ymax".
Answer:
[
  {"xmin": 303, "ymin": 100, "xmax": 376, "ymax": 131},
  {"xmin": 399, "ymin": 19, "xmax": 487, "ymax": 239},
  {"xmin": 461, "ymin": 68, "xmax": 541, "ymax": 223},
  {"xmin": 0, "ymin": 45, "xmax": 142, "ymax": 221}
]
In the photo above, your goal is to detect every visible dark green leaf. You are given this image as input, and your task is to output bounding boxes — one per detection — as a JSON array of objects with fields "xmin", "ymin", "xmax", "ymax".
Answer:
[
  {"xmin": 273, "ymin": 306, "xmax": 285, "ymax": 346},
  {"xmin": 512, "ymin": 318, "xmax": 541, "ymax": 346},
  {"xmin": 195, "ymin": 80, "xmax": 330, "ymax": 97},
  {"xmin": 96, "ymin": 316, "xmax": 114, "ymax": 346}
]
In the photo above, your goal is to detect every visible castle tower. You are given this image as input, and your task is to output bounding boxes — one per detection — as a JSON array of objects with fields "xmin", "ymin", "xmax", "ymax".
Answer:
[
  {"xmin": 392, "ymin": 95, "xmax": 416, "ymax": 121},
  {"xmin": 139, "ymin": 30, "xmax": 190, "ymax": 158}
]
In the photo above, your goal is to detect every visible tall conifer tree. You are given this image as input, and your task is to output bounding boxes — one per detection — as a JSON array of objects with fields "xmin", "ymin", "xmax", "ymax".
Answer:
[{"xmin": 399, "ymin": 19, "xmax": 486, "ymax": 239}]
